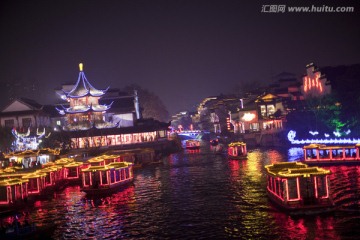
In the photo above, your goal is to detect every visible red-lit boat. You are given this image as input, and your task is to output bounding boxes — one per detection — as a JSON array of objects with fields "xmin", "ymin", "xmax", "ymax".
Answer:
[
  {"xmin": 0, "ymin": 178, "xmax": 29, "ymax": 209},
  {"xmin": 185, "ymin": 140, "xmax": 201, "ymax": 150},
  {"xmin": 227, "ymin": 142, "xmax": 247, "ymax": 159},
  {"xmin": 80, "ymin": 161, "xmax": 134, "ymax": 195},
  {"xmin": 265, "ymin": 162, "xmax": 334, "ymax": 215},
  {"xmin": 303, "ymin": 143, "xmax": 360, "ymax": 165}
]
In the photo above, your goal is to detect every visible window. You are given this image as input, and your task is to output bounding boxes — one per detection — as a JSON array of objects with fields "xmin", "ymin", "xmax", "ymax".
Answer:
[
  {"xmin": 267, "ymin": 105, "xmax": 275, "ymax": 116},
  {"xmin": 22, "ymin": 118, "xmax": 32, "ymax": 127},
  {"xmin": 287, "ymin": 178, "xmax": 299, "ymax": 200},
  {"xmin": 260, "ymin": 105, "xmax": 266, "ymax": 117},
  {"xmin": 4, "ymin": 119, "xmax": 14, "ymax": 128}
]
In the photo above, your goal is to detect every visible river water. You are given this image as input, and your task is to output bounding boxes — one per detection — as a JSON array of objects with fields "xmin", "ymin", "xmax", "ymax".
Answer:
[{"xmin": 5, "ymin": 144, "xmax": 360, "ymax": 239}]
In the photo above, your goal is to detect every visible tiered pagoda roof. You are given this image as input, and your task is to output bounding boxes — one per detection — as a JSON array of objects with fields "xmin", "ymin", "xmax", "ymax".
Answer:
[
  {"xmin": 62, "ymin": 63, "xmax": 109, "ymax": 98},
  {"xmin": 56, "ymin": 63, "xmax": 113, "ymax": 115}
]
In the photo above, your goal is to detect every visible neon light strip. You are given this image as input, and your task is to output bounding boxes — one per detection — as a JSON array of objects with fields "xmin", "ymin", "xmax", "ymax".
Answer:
[
  {"xmin": 314, "ymin": 177, "xmax": 318, "ymax": 199},
  {"xmin": 267, "ymin": 177, "xmax": 284, "ymax": 201},
  {"xmin": 323, "ymin": 176, "xmax": 329, "ymax": 199},
  {"xmin": 290, "ymin": 138, "xmax": 360, "ymax": 144}
]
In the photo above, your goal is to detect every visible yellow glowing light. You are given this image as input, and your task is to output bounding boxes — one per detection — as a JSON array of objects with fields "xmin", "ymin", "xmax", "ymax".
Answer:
[
  {"xmin": 242, "ymin": 112, "xmax": 256, "ymax": 122},
  {"xmin": 79, "ymin": 63, "xmax": 83, "ymax": 71}
]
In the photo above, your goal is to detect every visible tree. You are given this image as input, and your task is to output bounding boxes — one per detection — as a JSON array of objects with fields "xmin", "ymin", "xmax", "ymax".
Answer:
[
  {"xmin": 123, "ymin": 84, "xmax": 170, "ymax": 122},
  {"xmin": 304, "ymin": 93, "xmax": 356, "ymax": 136}
]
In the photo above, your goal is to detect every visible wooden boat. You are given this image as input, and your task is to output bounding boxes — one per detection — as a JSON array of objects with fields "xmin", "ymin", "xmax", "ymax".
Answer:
[
  {"xmin": 62, "ymin": 161, "xmax": 84, "ymax": 184},
  {"xmin": 80, "ymin": 161, "xmax": 134, "ymax": 195},
  {"xmin": 0, "ymin": 178, "xmax": 29, "ymax": 208},
  {"xmin": 21, "ymin": 172, "xmax": 47, "ymax": 199},
  {"xmin": 185, "ymin": 139, "xmax": 201, "ymax": 149},
  {"xmin": 303, "ymin": 143, "xmax": 360, "ymax": 165},
  {"xmin": 227, "ymin": 142, "xmax": 247, "ymax": 159},
  {"xmin": 265, "ymin": 162, "xmax": 334, "ymax": 215}
]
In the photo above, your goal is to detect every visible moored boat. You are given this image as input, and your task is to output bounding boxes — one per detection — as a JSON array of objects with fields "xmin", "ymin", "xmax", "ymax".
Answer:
[
  {"xmin": 185, "ymin": 139, "xmax": 201, "ymax": 150},
  {"xmin": 227, "ymin": 142, "xmax": 247, "ymax": 159},
  {"xmin": 303, "ymin": 143, "xmax": 360, "ymax": 165},
  {"xmin": 265, "ymin": 162, "xmax": 334, "ymax": 215},
  {"xmin": 80, "ymin": 161, "xmax": 134, "ymax": 195},
  {"xmin": 0, "ymin": 178, "xmax": 29, "ymax": 208}
]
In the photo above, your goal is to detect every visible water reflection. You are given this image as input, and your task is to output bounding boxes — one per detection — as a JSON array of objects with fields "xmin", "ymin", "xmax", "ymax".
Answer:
[{"xmin": 2, "ymin": 146, "xmax": 359, "ymax": 239}]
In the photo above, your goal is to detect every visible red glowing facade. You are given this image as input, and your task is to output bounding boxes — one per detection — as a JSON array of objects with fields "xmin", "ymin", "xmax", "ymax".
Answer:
[{"xmin": 301, "ymin": 63, "xmax": 331, "ymax": 98}]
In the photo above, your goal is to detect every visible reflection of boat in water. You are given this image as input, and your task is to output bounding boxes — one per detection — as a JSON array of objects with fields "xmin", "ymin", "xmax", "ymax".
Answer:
[
  {"xmin": 303, "ymin": 143, "xmax": 360, "ymax": 165},
  {"xmin": 185, "ymin": 140, "xmax": 201, "ymax": 150},
  {"xmin": 80, "ymin": 160, "xmax": 134, "ymax": 196},
  {"xmin": 265, "ymin": 162, "xmax": 334, "ymax": 215},
  {"xmin": 227, "ymin": 142, "xmax": 247, "ymax": 159}
]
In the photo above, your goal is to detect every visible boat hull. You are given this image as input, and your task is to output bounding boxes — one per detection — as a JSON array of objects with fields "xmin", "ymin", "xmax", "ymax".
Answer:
[
  {"xmin": 81, "ymin": 179, "xmax": 133, "ymax": 196},
  {"xmin": 267, "ymin": 191, "xmax": 335, "ymax": 215},
  {"xmin": 228, "ymin": 155, "xmax": 247, "ymax": 160},
  {"xmin": 304, "ymin": 159, "xmax": 360, "ymax": 166}
]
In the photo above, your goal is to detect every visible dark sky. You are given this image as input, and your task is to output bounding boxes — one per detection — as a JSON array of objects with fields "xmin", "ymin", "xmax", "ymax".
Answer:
[{"xmin": 1, "ymin": 0, "xmax": 359, "ymax": 116}]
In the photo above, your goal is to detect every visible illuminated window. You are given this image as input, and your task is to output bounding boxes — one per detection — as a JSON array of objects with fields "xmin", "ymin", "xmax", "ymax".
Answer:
[
  {"xmin": 250, "ymin": 123, "xmax": 260, "ymax": 131},
  {"xmin": 267, "ymin": 105, "xmax": 275, "ymax": 115},
  {"xmin": 260, "ymin": 105, "xmax": 266, "ymax": 117},
  {"xmin": 56, "ymin": 121, "xmax": 61, "ymax": 126}
]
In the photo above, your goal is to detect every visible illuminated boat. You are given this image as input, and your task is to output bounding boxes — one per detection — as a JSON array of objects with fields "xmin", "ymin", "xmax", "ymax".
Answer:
[
  {"xmin": 63, "ymin": 161, "xmax": 84, "ymax": 184},
  {"xmin": 36, "ymin": 167, "xmax": 60, "ymax": 192},
  {"xmin": 265, "ymin": 162, "xmax": 334, "ymax": 215},
  {"xmin": 80, "ymin": 161, "xmax": 134, "ymax": 195},
  {"xmin": 303, "ymin": 143, "xmax": 360, "ymax": 165},
  {"xmin": 185, "ymin": 139, "xmax": 201, "ymax": 149},
  {"xmin": 227, "ymin": 142, "xmax": 247, "ymax": 159},
  {"xmin": 21, "ymin": 172, "xmax": 47, "ymax": 199},
  {"xmin": 0, "ymin": 178, "xmax": 29, "ymax": 208}
]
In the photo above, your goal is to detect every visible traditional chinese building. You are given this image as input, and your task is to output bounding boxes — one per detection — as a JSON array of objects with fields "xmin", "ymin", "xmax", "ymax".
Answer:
[
  {"xmin": 56, "ymin": 63, "xmax": 116, "ymax": 131},
  {"xmin": 0, "ymin": 98, "xmax": 52, "ymax": 151},
  {"xmin": 55, "ymin": 63, "xmax": 170, "ymax": 150}
]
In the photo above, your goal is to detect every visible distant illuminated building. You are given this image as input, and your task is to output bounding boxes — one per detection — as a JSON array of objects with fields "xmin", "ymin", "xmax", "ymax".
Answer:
[{"xmin": 301, "ymin": 63, "xmax": 331, "ymax": 98}]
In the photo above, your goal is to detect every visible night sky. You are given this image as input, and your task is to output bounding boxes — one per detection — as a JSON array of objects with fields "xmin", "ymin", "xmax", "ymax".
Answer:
[{"xmin": 0, "ymin": 0, "xmax": 359, "ymax": 116}]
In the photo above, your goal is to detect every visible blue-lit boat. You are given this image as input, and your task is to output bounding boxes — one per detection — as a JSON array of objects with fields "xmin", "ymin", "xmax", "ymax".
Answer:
[
  {"xmin": 303, "ymin": 143, "xmax": 360, "ymax": 165},
  {"xmin": 265, "ymin": 162, "xmax": 334, "ymax": 215}
]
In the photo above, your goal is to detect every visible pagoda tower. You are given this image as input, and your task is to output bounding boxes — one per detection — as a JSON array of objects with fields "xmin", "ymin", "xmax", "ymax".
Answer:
[{"xmin": 57, "ymin": 63, "xmax": 116, "ymax": 131}]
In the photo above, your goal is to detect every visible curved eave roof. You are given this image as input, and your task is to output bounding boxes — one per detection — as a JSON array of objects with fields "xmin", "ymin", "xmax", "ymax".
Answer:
[
  {"xmin": 60, "ymin": 102, "xmax": 112, "ymax": 114},
  {"xmin": 65, "ymin": 71, "xmax": 109, "ymax": 98}
]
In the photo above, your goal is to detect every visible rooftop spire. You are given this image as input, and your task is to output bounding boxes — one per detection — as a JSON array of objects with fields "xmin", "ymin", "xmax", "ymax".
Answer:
[{"xmin": 79, "ymin": 63, "xmax": 83, "ymax": 72}]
